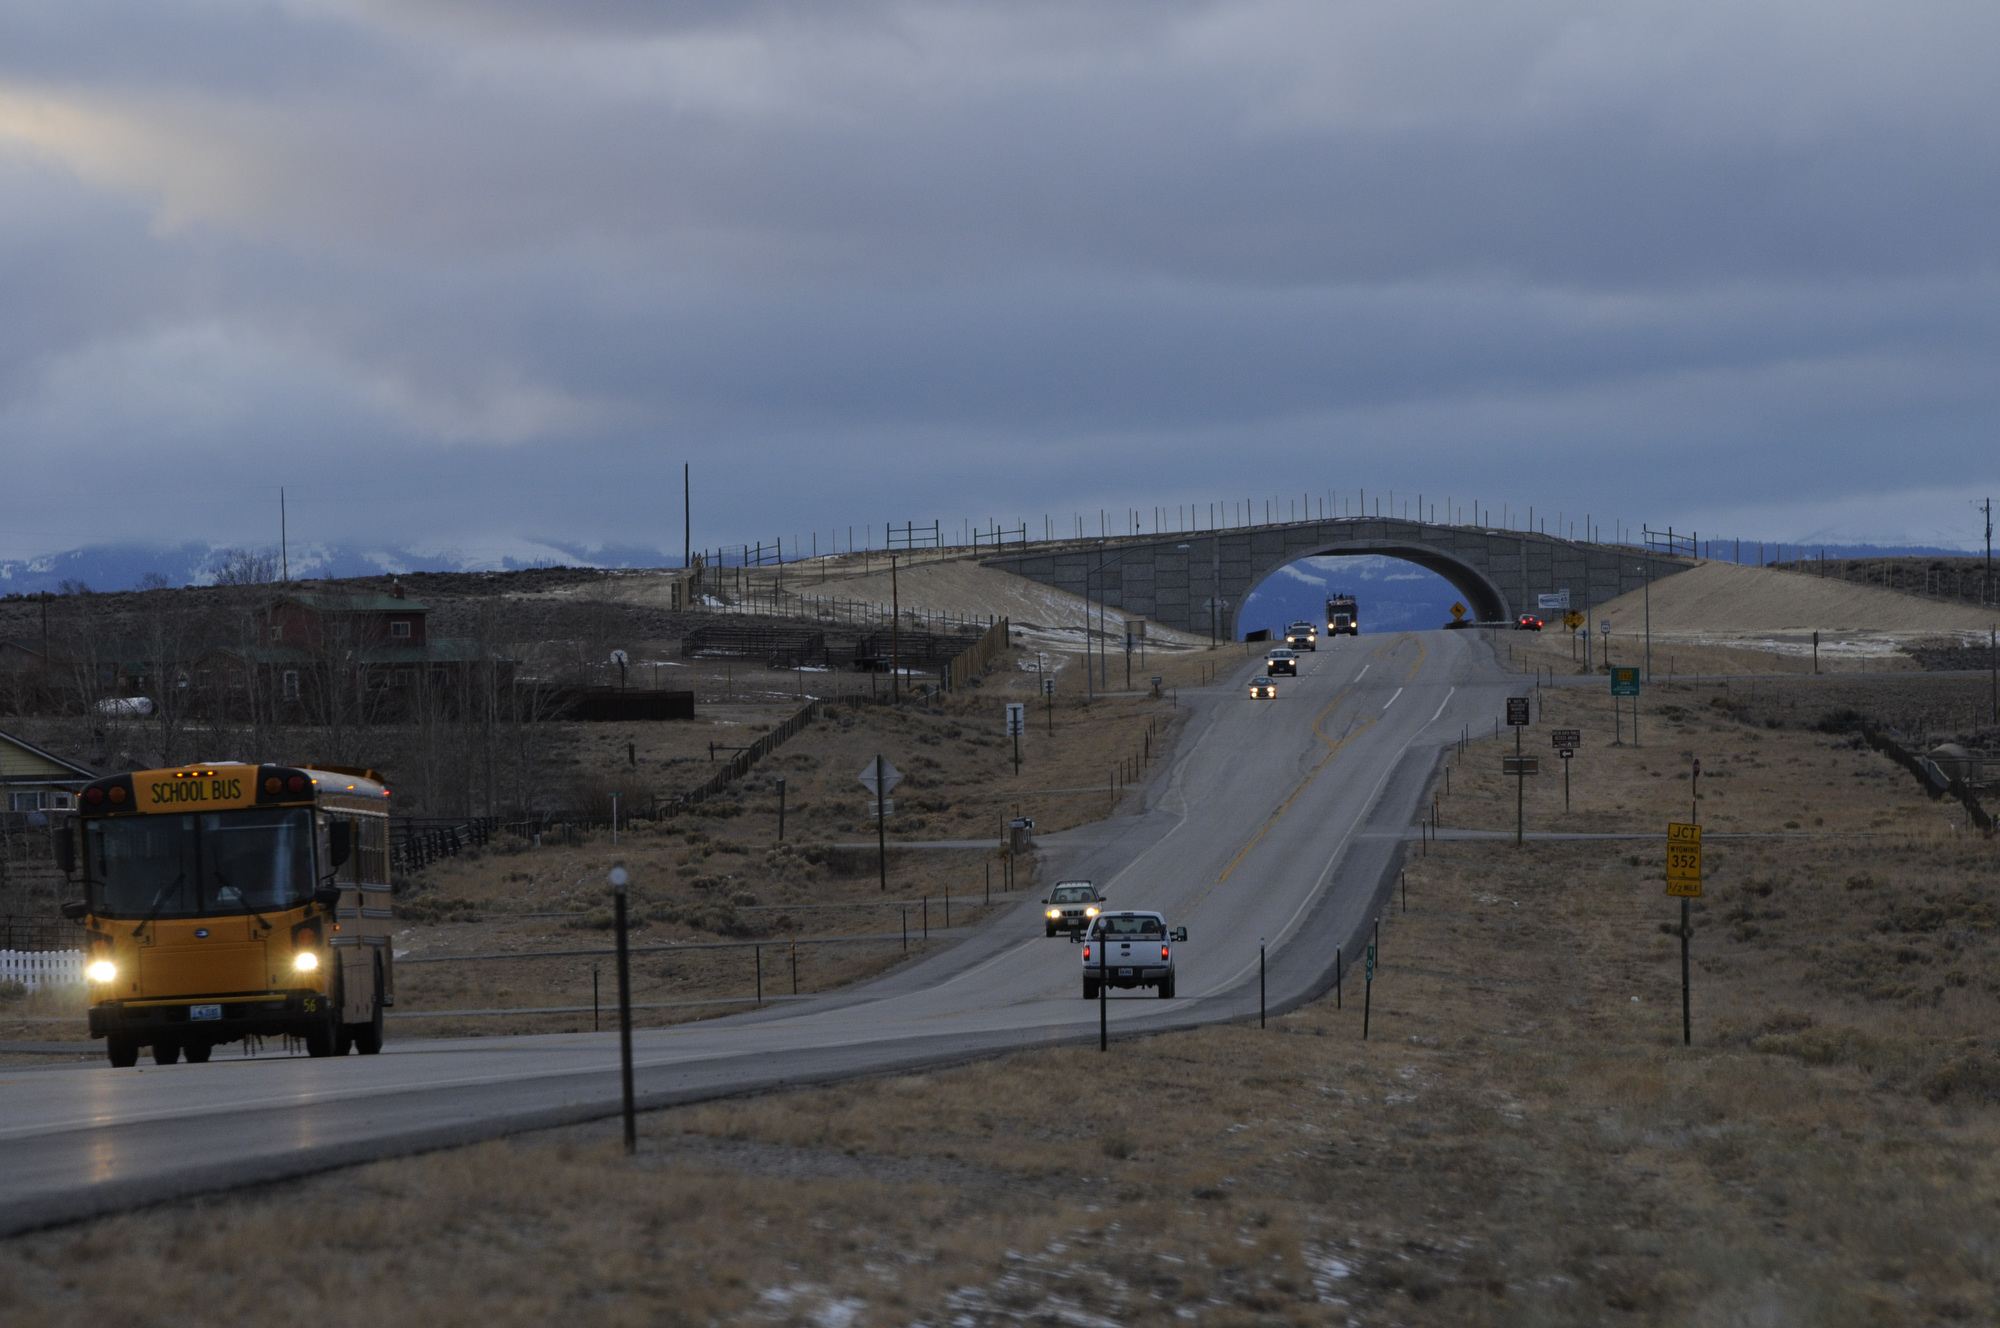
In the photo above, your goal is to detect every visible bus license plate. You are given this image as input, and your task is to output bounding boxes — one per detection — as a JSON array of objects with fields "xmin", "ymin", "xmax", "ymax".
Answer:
[
  {"xmin": 1118, "ymin": 968, "xmax": 1133, "ymax": 977},
  {"xmin": 189, "ymin": 1004, "xmax": 222, "ymax": 1021}
]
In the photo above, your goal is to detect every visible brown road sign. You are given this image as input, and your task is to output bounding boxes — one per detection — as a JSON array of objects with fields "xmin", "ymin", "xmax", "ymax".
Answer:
[
  {"xmin": 1666, "ymin": 821, "xmax": 1702, "ymax": 897},
  {"xmin": 1550, "ymin": 728, "xmax": 1581, "ymax": 749},
  {"xmin": 1502, "ymin": 756, "xmax": 1540, "ymax": 775},
  {"xmin": 1506, "ymin": 696, "xmax": 1531, "ymax": 726}
]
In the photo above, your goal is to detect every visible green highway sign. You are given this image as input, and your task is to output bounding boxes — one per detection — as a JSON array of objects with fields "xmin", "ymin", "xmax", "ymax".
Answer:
[{"xmin": 1610, "ymin": 666, "xmax": 1641, "ymax": 697}]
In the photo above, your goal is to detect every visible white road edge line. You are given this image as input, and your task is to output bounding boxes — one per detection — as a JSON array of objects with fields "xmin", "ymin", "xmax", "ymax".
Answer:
[
  {"xmin": 1428, "ymin": 687, "xmax": 1456, "ymax": 723},
  {"xmin": 1382, "ymin": 687, "xmax": 1402, "ymax": 710}
]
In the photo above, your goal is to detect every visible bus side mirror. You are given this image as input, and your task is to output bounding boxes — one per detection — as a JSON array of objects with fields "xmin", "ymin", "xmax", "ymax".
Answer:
[
  {"xmin": 313, "ymin": 883, "xmax": 342, "ymax": 911},
  {"xmin": 328, "ymin": 820, "xmax": 352, "ymax": 869},
  {"xmin": 60, "ymin": 899, "xmax": 88, "ymax": 922},
  {"xmin": 1171, "ymin": 927, "xmax": 1187, "ymax": 943}
]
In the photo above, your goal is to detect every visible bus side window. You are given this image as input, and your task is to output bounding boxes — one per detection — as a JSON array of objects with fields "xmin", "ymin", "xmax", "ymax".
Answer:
[{"xmin": 359, "ymin": 817, "xmax": 389, "ymax": 884}]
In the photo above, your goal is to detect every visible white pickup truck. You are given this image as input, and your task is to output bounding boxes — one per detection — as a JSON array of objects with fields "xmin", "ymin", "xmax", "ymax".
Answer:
[{"xmin": 1081, "ymin": 911, "xmax": 1187, "ymax": 999}]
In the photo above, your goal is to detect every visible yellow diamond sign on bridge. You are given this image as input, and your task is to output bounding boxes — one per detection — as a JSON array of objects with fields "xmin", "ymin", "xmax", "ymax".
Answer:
[{"xmin": 1449, "ymin": 601, "xmax": 1467, "ymax": 621}]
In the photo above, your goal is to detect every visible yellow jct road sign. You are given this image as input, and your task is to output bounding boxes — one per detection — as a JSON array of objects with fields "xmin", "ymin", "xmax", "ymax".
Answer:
[{"xmin": 1665, "ymin": 821, "xmax": 1702, "ymax": 897}]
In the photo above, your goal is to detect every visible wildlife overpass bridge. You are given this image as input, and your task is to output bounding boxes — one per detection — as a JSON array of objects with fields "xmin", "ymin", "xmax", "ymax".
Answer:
[{"xmin": 981, "ymin": 517, "xmax": 1695, "ymax": 640}]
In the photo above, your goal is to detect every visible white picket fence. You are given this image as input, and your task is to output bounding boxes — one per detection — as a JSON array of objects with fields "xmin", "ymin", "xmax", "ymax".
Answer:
[{"xmin": 0, "ymin": 950, "xmax": 84, "ymax": 990}]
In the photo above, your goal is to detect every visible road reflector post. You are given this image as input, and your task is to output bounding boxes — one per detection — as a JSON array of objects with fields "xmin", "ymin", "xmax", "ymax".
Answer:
[
  {"xmin": 1259, "ymin": 938, "xmax": 1267, "ymax": 1029},
  {"xmin": 1362, "ymin": 944, "xmax": 1376, "ymax": 1040},
  {"xmin": 1666, "ymin": 821, "xmax": 1703, "ymax": 1046},
  {"xmin": 754, "ymin": 944, "xmax": 762, "ymax": 1008},
  {"xmin": 608, "ymin": 865, "xmax": 635, "ymax": 1155},
  {"xmin": 1335, "ymin": 945, "xmax": 1342, "ymax": 1009}
]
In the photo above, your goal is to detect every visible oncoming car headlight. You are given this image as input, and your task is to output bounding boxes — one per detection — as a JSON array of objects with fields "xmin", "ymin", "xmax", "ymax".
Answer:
[
  {"xmin": 1046, "ymin": 908, "xmax": 1061, "ymax": 919},
  {"xmin": 86, "ymin": 960, "xmax": 117, "ymax": 983},
  {"xmin": 1084, "ymin": 906, "xmax": 1100, "ymax": 917},
  {"xmin": 292, "ymin": 951, "xmax": 320, "ymax": 972}
]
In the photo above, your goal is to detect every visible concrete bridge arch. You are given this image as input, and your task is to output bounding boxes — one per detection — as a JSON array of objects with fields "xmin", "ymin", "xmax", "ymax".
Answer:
[{"xmin": 981, "ymin": 517, "xmax": 1692, "ymax": 640}]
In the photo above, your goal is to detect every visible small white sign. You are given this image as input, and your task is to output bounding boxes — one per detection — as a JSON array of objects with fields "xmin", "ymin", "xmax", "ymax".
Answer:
[
  {"xmin": 610, "ymin": 649, "xmax": 629, "ymax": 665},
  {"xmin": 1042, "ymin": 677, "xmax": 1056, "ymax": 696},
  {"xmin": 857, "ymin": 759, "xmax": 902, "ymax": 796},
  {"xmin": 1005, "ymin": 702, "xmax": 1025, "ymax": 736},
  {"xmin": 1537, "ymin": 591, "xmax": 1570, "ymax": 611}
]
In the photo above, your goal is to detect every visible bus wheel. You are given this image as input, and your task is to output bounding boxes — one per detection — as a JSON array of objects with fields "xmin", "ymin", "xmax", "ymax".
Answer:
[
  {"xmin": 303, "ymin": 1016, "xmax": 337, "ymax": 1058},
  {"xmin": 107, "ymin": 1036, "xmax": 139, "ymax": 1068},
  {"xmin": 351, "ymin": 958, "xmax": 385, "ymax": 1056},
  {"xmin": 183, "ymin": 1041, "xmax": 213, "ymax": 1064},
  {"xmin": 151, "ymin": 1038, "xmax": 182, "ymax": 1066}
]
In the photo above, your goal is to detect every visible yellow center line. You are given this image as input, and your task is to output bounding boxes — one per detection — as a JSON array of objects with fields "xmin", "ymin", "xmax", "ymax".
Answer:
[{"xmin": 1206, "ymin": 632, "xmax": 1421, "ymax": 887}]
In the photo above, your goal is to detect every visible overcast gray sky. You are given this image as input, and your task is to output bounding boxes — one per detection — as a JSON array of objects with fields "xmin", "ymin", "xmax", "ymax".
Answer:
[{"xmin": 2, "ymin": 0, "xmax": 1996, "ymax": 564}]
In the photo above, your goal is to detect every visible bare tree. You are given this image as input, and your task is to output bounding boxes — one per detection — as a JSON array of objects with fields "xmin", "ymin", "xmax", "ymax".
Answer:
[{"xmin": 210, "ymin": 549, "xmax": 279, "ymax": 587}]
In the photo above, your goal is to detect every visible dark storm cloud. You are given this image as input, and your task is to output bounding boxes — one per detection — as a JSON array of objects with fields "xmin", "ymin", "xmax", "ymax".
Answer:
[{"xmin": 1, "ymin": 1, "xmax": 1996, "ymax": 560}]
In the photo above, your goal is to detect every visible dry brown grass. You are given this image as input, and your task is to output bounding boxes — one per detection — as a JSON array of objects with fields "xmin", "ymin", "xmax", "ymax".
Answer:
[{"xmin": 11, "ymin": 673, "xmax": 1998, "ymax": 1324}]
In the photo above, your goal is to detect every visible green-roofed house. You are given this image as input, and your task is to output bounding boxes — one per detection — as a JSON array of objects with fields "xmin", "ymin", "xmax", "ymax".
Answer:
[{"xmin": 0, "ymin": 729, "xmax": 94, "ymax": 816}]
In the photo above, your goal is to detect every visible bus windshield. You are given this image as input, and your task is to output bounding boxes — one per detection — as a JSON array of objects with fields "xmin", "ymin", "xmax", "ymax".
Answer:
[{"xmin": 85, "ymin": 809, "xmax": 316, "ymax": 919}]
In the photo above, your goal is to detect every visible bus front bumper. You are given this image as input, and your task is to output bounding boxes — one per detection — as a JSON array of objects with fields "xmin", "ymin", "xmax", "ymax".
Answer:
[{"xmin": 88, "ymin": 991, "xmax": 332, "ymax": 1042}]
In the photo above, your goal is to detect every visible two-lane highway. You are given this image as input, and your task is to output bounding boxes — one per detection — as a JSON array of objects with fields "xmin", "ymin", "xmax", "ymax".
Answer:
[{"xmin": 0, "ymin": 628, "xmax": 1518, "ymax": 1234}]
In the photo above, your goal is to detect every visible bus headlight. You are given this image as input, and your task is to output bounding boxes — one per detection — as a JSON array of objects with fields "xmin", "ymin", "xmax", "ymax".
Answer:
[
  {"xmin": 292, "ymin": 951, "xmax": 320, "ymax": 972},
  {"xmin": 86, "ymin": 960, "xmax": 117, "ymax": 983}
]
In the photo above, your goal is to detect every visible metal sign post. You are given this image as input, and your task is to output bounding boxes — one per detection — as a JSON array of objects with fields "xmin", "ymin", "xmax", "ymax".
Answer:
[
  {"xmin": 1043, "ymin": 675, "xmax": 1056, "ymax": 731},
  {"xmin": 1551, "ymin": 729, "xmax": 1580, "ymax": 811},
  {"xmin": 1005, "ymin": 702, "xmax": 1025, "ymax": 775},
  {"xmin": 1099, "ymin": 922, "xmax": 1109, "ymax": 1051},
  {"xmin": 1507, "ymin": 697, "xmax": 1531, "ymax": 844},
  {"xmin": 608, "ymin": 865, "xmax": 636, "ymax": 1154},
  {"xmin": 858, "ymin": 757, "xmax": 902, "ymax": 891},
  {"xmin": 1610, "ymin": 667, "xmax": 1640, "ymax": 746},
  {"xmin": 1666, "ymin": 822, "xmax": 1702, "ymax": 1046}
]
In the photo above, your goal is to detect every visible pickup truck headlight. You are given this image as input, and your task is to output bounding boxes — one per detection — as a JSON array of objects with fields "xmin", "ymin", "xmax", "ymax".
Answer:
[
  {"xmin": 292, "ymin": 951, "xmax": 320, "ymax": 972},
  {"xmin": 86, "ymin": 959, "xmax": 117, "ymax": 983},
  {"xmin": 1045, "ymin": 908, "xmax": 1060, "ymax": 919},
  {"xmin": 1084, "ymin": 906, "xmax": 1099, "ymax": 917}
]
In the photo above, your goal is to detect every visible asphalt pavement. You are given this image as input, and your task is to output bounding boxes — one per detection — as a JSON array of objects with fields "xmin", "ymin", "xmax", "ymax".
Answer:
[{"xmin": 0, "ymin": 629, "xmax": 1517, "ymax": 1234}]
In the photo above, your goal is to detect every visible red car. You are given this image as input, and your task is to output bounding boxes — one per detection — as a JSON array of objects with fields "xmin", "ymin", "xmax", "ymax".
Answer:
[{"xmin": 1514, "ymin": 615, "xmax": 1543, "ymax": 631}]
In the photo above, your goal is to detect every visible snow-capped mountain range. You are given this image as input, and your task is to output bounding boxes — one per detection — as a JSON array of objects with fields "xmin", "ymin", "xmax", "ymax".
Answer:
[{"xmin": 0, "ymin": 539, "xmax": 681, "ymax": 595}]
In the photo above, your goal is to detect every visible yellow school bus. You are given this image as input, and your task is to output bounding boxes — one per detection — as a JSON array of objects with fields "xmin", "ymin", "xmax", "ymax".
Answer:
[{"xmin": 60, "ymin": 763, "xmax": 396, "ymax": 1067}]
